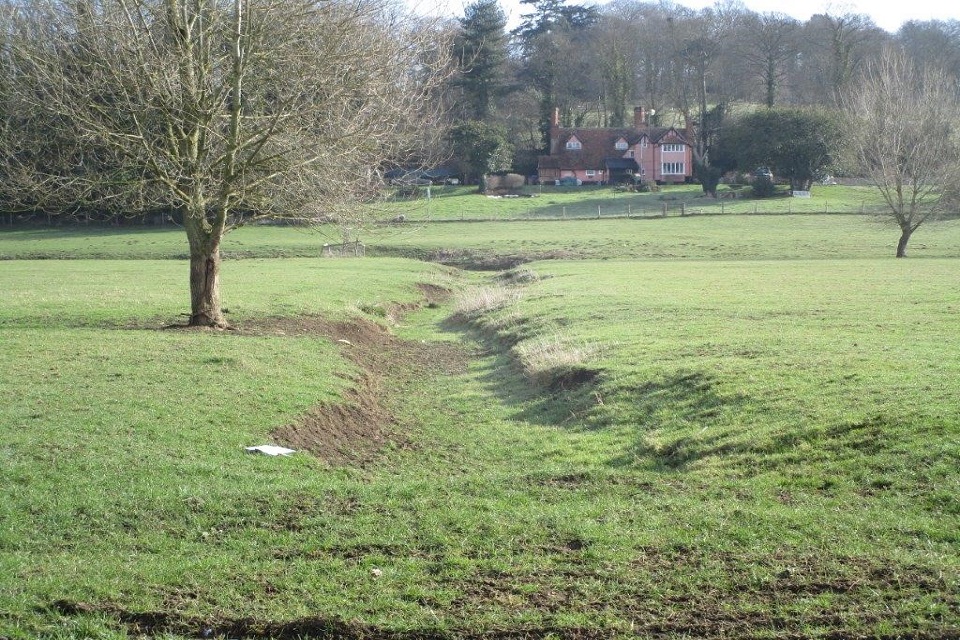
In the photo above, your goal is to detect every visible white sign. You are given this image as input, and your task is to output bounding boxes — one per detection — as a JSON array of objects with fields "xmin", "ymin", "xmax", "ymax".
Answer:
[{"xmin": 792, "ymin": 190, "xmax": 811, "ymax": 198}]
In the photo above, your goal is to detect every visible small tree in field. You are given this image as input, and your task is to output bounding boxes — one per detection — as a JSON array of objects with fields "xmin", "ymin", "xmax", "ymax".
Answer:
[
  {"xmin": 0, "ymin": 0, "xmax": 450, "ymax": 326},
  {"xmin": 843, "ymin": 48, "xmax": 960, "ymax": 257}
]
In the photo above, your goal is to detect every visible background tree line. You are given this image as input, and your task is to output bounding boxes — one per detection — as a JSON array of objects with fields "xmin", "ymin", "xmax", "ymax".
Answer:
[{"xmin": 445, "ymin": 0, "xmax": 960, "ymax": 190}]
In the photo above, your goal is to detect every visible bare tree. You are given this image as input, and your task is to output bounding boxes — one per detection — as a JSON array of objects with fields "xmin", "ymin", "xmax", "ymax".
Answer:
[
  {"xmin": 798, "ymin": 12, "xmax": 887, "ymax": 105},
  {"xmin": 738, "ymin": 12, "xmax": 799, "ymax": 107},
  {"xmin": 1, "ymin": 0, "xmax": 450, "ymax": 326},
  {"xmin": 898, "ymin": 19, "xmax": 960, "ymax": 82},
  {"xmin": 843, "ymin": 48, "xmax": 960, "ymax": 257},
  {"xmin": 668, "ymin": 3, "xmax": 743, "ymax": 196}
]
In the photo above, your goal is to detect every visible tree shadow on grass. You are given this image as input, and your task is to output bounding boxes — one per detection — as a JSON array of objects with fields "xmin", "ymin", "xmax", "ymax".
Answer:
[
  {"xmin": 440, "ymin": 320, "xmax": 610, "ymax": 431},
  {"xmin": 439, "ymin": 320, "xmax": 768, "ymax": 472},
  {"xmin": 603, "ymin": 370, "xmax": 751, "ymax": 471}
]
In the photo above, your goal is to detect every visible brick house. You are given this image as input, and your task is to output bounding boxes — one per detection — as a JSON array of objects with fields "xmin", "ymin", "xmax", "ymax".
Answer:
[{"xmin": 537, "ymin": 107, "xmax": 694, "ymax": 185}]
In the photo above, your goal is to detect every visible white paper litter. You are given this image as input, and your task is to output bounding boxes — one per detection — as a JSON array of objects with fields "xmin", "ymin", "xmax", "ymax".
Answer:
[{"xmin": 245, "ymin": 445, "xmax": 296, "ymax": 456}]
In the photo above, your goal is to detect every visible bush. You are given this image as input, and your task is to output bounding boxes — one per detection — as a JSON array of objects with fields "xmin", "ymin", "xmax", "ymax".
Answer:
[
  {"xmin": 483, "ymin": 173, "xmax": 526, "ymax": 193},
  {"xmin": 751, "ymin": 175, "xmax": 776, "ymax": 198}
]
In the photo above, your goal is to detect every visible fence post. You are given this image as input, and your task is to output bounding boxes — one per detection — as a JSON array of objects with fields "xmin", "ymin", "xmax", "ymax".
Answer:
[
  {"xmin": 563, "ymin": 206, "xmax": 566, "ymax": 219},
  {"xmin": 597, "ymin": 205, "xmax": 601, "ymax": 219},
  {"xmin": 681, "ymin": 202, "xmax": 686, "ymax": 216},
  {"xmin": 721, "ymin": 202, "xmax": 724, "ymax": 215},
  {"xmin": 661, "ymin": 203, "xmax": 667, "ymax": 217},
  {"xmin": 628, "ymin": 204, "xmax": 632, "ymax": 217}
]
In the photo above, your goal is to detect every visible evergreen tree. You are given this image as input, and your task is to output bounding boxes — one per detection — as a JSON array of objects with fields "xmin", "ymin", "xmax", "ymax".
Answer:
[
  {"xmin": 513, "ymin": 0, "xmax": 598, "ymax": 42},
  {"xmin": 455, "ymin": 0, "xmax": 509, "ymax": 121},
  {"xmin": 513, "ymin": 0, "xmax": 599, "ymax": 150}
]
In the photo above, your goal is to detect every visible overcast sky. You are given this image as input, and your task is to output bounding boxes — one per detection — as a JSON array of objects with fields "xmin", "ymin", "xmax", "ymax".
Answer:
[{"xmin": 410, "ymin": 0, "xmax": 960, "ymax": 34}]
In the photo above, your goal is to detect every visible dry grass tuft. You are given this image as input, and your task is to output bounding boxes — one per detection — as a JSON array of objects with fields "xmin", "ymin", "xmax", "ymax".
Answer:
[
  {"xmin": 452, "ymin": 285, "xmax": 523, "ymax": 319},
  {"xmin": 513, "ymin": 334, "xmax": 600, "ymax": 384},
  {"xmin": 498, "ymin": 266, "xmax": 540, "ymax": 284}
]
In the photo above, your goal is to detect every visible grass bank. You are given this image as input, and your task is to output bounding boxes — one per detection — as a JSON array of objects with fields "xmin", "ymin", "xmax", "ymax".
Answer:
[{"xmin": 1, "ymin": 216, "xmax": 958, "ymax": 638}]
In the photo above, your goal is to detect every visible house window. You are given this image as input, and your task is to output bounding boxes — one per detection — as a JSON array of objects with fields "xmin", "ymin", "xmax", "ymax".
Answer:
[
  {"xmin": 662, "ymin": 162, "xmax": 685, "ymax": 175},
  {"xmin": 585, "ymin": 170, "xmax": 596, "ymax": 177},
  {"xmin": 661, "ymin": 143, "xmax": 685, "ymax": 153},
  {"xmin": 640, "ymin": 139, "xmax": 648, "ymax": 148},
  {"xmin": 566, "ymin": 139, "xmax": 582, "ymax": 150},
  {"xmin": 615, "ymin": 139, "xmax": 628, "ymax": 150},
  {"xmin": 626, "ymin": 150, "xmax": 634, "ymax": 158}
]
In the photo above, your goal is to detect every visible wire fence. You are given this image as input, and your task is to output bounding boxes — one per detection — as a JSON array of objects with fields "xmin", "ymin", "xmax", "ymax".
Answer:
[
  {"xmin": 0, "ymin": 186, "xmax": 893, "ymax": 227},
  {"xmin": 375, "ymin": 187, "xmax": 892, "ymax": 223}
]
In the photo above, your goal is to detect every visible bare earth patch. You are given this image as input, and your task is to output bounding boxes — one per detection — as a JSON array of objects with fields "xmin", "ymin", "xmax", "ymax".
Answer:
[{"xmin": 235, "ymin": 288, "xmax": 466, "ymax": 466}]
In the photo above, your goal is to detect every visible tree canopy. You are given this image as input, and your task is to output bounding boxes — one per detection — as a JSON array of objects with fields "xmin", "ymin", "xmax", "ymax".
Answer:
[
  {"xmin": 447, "ymin": 120, "xmax": 513, "ymax": 185},
  {"xmin": 717, "ymin": 107, "xmax": 842, "ymax": 191},
  {"xmin": 0, "ymin": 0, "xmax": 450, "ymax": 325},
  {"xmin": 454, "ymin": 0, "xmax": 509, "ymax": 121}
]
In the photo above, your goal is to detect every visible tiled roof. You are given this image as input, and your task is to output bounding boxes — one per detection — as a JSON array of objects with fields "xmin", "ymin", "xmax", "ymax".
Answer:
[{"xmin": 541, "ymin": 125, "xmax": 690, "ymax": 171}]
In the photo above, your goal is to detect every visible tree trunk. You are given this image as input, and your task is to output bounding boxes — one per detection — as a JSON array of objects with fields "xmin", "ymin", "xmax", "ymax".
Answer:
[
  {"xmin": 765, "ymin": 59, "xmax": 775, "ymax": 107},
  {"xmin": 189, "ymin": 247, "xmax": 226, "ymax": 326},
  {"xmin": 184, "ymin": 205, "xmax": 228, "ymax": 327},
  {"xmin": 896, "ymin": 228, "xmax": 912, "ymax": 258}
]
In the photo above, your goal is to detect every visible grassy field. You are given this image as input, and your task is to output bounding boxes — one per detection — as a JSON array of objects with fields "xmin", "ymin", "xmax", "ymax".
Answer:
[
  {"xmin": 372, "ymin": 183, "xmax": 891, "ymax": 222},
  {"xmin": 3, "ymin": 211, "xmax": 960, "ymax": 265},
  {"xmin": 1, "ymin": 203, "xmax": 958, "ymax": 638}
]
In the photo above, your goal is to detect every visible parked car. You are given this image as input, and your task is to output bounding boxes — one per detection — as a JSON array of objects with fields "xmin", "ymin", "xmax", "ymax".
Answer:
[
  {"xmin": 753, "ymin": 167, "xmax": 773, "ymax": 181},
  {"xmin": 556, "ymin": 176, "xmax": 582, "ymax": 186}
]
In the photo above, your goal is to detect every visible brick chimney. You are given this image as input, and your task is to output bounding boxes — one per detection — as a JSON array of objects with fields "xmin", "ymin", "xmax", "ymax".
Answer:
[
  {"xmin": 684, "ymin": 115, "xmax": 695, "ymax": 140},
  {"xmin": 634, "ymin": 106, "xmax": 646, "ymax": 129},
  {"xmin": 548, "ymin": 107, "xmax": 561, "ymax": 154}
]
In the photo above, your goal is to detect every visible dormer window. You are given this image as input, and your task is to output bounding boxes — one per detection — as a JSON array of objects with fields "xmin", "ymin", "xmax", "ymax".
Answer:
[
  {"xmin": 615, "ymin": 138, "xmax": 628, "ymax": 150},
  {"xmin": 565, "ymin": 138, "xmax": 582, "ymax": 150}
]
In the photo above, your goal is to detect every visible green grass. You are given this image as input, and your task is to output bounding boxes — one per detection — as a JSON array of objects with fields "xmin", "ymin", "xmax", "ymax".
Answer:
[
  {"xmin": 1, "ymin": 215, "xmax": 958, "ymax": 638},
  {"xmin": 375, "ymin": 183, "xmax": 890, "ymax": 221},
  {"xmin": 370, "ymin": 214, "xmax": 960, "ymax": 263},
  {"xmin": 3, "ymin": 211, "xmax": 960, "ymax": 264},
  {"xmin": 0, "ymin": 225, "xmax": 349, "ymax": 260},
  {"xmin": 0, "ymin": 258, "xmax": 444, "ymax": 328}
]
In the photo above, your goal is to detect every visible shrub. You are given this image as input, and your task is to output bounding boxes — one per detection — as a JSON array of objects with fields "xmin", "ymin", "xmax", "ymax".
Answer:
[
  {"xmin": 751, "ymin": 175, "xmax": 776, "ymax": 198},
  {"xmin": 483, "ymin": 173, "xmax": 526, "ymax": 193}
]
